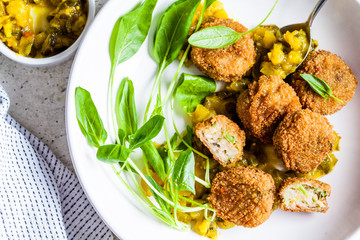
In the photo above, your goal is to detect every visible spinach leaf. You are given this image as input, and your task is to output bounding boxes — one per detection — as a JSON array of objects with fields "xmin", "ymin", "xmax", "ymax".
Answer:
[
  {"xmin": 75, "ymin": 87, "xmax": 107, "ymax": 148},
  {"xmin": 157, "ymin": 146, "xmax": 172, "ymax": 175},
  {"xmin": 115, "ymin": 78, "xmax": 138, "ymax": 137},
  {"xmin": 153, "ymin": 0, "xmax": 201, "ymax": 67},
  {"xmin": 172, "ymin": 148, "xmax": 195, "ymax": 193},
  {"xmin": 175, "ymin": 73, "xmax": 216, "ymax": 114},
  {"xmin": 177, "ymin": 126, "xmax": 193, "ymax": 150},
  {"xmin": 141, "ymin": 141, "xmax": 166, "ymax": 180},
  {"xmin": 96, "ymin": 144, "xmax": 131, "ymax": 164},
  {"xmin": 118, "ymin": 129, "xmax": 126, "ymax": 145},
  {"xmin": 144, "ymin": 175, "xmax": 171, "ymax": 211},
  {"xmin": 188, "ymin": 26, "xmax": 241, "ymax": 49},
  {"xmin": 129, "ymin": 115, "xmax": 165, "ymax": 149},
  {"xmin": 109, "ymin": 0, "xmax": 157, "ymax": 66}
]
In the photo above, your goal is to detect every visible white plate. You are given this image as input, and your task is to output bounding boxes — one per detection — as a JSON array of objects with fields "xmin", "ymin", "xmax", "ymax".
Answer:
[{"xmin": 65, "ymin": 0, "xmax": 360, "ymax": 239}]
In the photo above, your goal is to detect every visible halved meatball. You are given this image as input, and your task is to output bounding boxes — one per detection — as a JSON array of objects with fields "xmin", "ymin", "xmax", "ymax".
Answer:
[
  {"xmin": 237, "ymin": 75, "xmax": 302, "ymax": 143},
  {"xmin": 278, "ymin": 177, "xmax": 331, "ymax": 213},
  {"xmin": 291, "ymin": 50, "xmax": 358, "ymax": 115},
  {"xmin": 273, "ymin": 109, "xmax": 335, "ymax": 174},
  {"xmin": 195, "ymin": 115, "xmax": 245, "ymax": 167},
  {"xmin": 191, "ymin": 18, "xmax": 256, "ymax": 82},
  {"xmin": 209, "ymin": 166, "xmax": 275, "ymax": 227}
]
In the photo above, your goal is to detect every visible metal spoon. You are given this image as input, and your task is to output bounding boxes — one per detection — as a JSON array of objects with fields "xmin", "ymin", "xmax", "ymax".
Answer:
[
  {"xmin": 252, "ymin": 0, "xmax": 327, "ymax": 79},
  {"xmin": 279, "ymin": 0, "xmax": 327, "ymax": 62}
]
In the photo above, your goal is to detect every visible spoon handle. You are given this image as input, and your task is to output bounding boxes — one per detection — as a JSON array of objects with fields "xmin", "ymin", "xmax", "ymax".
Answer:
[{"xmin": 307, "ymin": 0, "xmax": 328, "ymax": 26}]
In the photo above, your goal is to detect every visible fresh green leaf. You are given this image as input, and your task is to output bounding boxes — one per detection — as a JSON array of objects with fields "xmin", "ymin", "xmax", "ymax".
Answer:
[
  {"xmin": 224, "ymin": 132, "xmax": 235, "ymax": 144},
  {"xmin": 188, "ymin": 26, "xmax": 241, "ymax": 49},
  {"xmin": 75, "ymin": 87, "xmax": 107, "ymax": 148},
  {"xmin": 188, "ymin": 0, "xmax": 278, "ymax": 49},
  {"xmin": 145, "ymin": 175, "xmax": 171, "ymax": 211},
  {"xmin": 129, "ymin": 115, "xmax": 165, "ymax": 149},
  {"xmin": 109, "ymin": 0, "xmax": 157, "ymax": 66},
  {"xmin": 172, "ymin": 148, "xmax": 195, "ymax": 193},
  {"xmin": 153, "ymin": 0, "xmax": 201, "ymax": 67},
  {"xmin": 115, "ymin": 78, "xmax": 138, "ymax": 137},
  {"xmin": 205, "ymin": 0, "xmax": 217, "ymax": 9},
  {"xmin": 300, "ymin": 74, "xmax": 343, "ymax": 102},
  {"xmin": 157, "ymin": 146, "xmax": 172, "ymax": 175},
  {"xmin": 96, "ymin": 144, "xmax": 131, "ymax": 164},
  {"xmin": 118, "ymin": 129, "xmax": 126, "ymax": 145},
  {"xmin": 141, "ymin": 141, "xmax": 166, "ymax": 180},
  {"xmin": 175, "ymin": 73, "xmax": 216, "ymax": 114},
  {"xmin": 177, "ymin": 126, "xmax": 193, "ymax": 150},
  {"xmin": 170, "ymin": 133, "xmax": 178, "ymax": 150}
]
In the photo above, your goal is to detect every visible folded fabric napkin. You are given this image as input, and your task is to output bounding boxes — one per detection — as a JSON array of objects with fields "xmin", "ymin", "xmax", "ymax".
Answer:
[{"xmin": 0, "ymin": 85, "xmax": 113, "ymax": 240}]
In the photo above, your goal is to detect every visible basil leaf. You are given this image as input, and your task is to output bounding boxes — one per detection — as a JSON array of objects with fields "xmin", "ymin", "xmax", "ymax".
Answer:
[
  {"xmin": 141, "ymin": 141, "xmax": 166, "ymax": 180},
  {"xmin": 188, "ymin": 26, "xmax": 241, "ymax": 49},
  {"xmin": 153, "ymin": 0, "xmax": 201, "ymax": 67},
  {"xmin": 177, "ymin": 126, "xmax": 193, "ymax": 151},
  {"xmin": 109, "ymin": 0, "xmax": 157, "ymax": 66},
  {"xmin": 75, "ymin": 87, "xmax": 107, "ymax": 148},
  {"xmin": 115, "ymin": 78, "xmax": 138, "ymax": 137},
  {"xmin": 129, "ymin": 115, "xmax": 165, "ymax": 149},
  {"xmin": 300, "ymin": 74, "xmax": 343, "ymax": 102},
  {"xmin": 188, "ymin": 0, "xmax": 278, "ymax": 49},
  {"xmin": 172, "ymin": 148, "xmax": 195, "ymax": 194},
  {"xmin": 175, "ymin": 73, "xmax": 216, "ymax": 114},
  {"xmin": 96, "ymin": 144, "xmax": 131, "ymax": 164}
]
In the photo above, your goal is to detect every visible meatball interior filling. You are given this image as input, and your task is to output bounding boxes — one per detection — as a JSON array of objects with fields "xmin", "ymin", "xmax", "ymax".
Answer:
[
  {"xmin": 281, "ymin": 184, "xmax": 328, "ymax": 210},
  {"xmin": 199, "ymin": 123, "xmax": 239, "ymax": 164}
]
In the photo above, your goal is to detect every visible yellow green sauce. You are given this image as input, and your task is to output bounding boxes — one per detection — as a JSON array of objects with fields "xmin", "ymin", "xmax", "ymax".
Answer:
[
  {"xmin": 0, "ymin": 0, "xmax": 87, "ymax": 58},
  {"xmin": 251, "ymin": 25, "xmax": 316, "ymax": 79}
]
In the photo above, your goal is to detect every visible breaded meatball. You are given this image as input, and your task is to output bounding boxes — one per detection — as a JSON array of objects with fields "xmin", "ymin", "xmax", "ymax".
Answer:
[
  {"xmin": 291, "ymin": 50, "xmax": 358, "ymax": 115},
  {"xmin": 278, "ymin": 177, "xmax": 331, "ymax": 213},
  {"xmin": 273, "ymin": 109, "xmax": 335, "ymax": 174},
  {"xmin": 237, "ymin": 75, "xmax": 302, "ymax": 143},
  {"xmin": 191, "ymin": 18, "xmax": 256, "ymax": 82},
  {"xmin": 195, "ymin": 115, "xmax": 245, "ymax": 167},
  {"xmin": 209, "ymin": 166, "xmax": 275, "ymax": 227}
]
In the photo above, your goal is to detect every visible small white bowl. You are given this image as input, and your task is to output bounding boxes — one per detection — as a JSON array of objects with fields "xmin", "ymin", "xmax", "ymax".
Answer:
[{"xmin": 0, "ymin": 0, "xmax": 95, "ymax": 67}]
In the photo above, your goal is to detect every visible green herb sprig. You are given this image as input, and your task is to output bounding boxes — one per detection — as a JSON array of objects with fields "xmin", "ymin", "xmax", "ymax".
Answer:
[
  {"xmin": 300, "ymin": 74, "xmax": 343, "ymax": 102},
  {"xmin": 75, "ymin": 0, "xmax": 217, "ymax": 231},
  {"xmin": 188, "ymin": 0, "xmax": 278, "ymax": 49}
]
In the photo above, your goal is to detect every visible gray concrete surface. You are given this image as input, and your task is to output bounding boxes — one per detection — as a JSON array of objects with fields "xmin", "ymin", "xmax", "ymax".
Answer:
[{"xmin": 0, "ymin": 0, "xmax": 122, "ymax": 239}]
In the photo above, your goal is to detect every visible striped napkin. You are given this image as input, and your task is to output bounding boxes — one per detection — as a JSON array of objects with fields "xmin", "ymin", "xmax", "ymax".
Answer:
[{"xmin": 0, "ymin": 85, "xmax": 113, "ymax": 240}]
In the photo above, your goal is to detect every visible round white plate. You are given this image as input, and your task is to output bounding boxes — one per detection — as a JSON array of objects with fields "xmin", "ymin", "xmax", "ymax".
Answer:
[{"xmin": 65, "ymin": 0, "xmax": 360, "ymax": 239}]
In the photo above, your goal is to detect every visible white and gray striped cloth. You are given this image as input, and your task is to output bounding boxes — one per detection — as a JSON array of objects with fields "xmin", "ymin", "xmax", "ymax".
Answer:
[{"xmin": 0, "ymin": 85, "xmax": 113, "ymax": 239}]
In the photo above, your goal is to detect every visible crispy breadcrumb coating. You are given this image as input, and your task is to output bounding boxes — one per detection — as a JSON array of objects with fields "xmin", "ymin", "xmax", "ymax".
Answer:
[
  {"xmin": 191, "ymin": 18, "xmax": 256, "ymax": 82},
  {"xmin": 209, "ymin": 166, "xmax": 275, "ymax": 228},
  {"xmin": 237, "ymin": 75, "xmax": 301, "ymax": 143},
  {"xmin": 273, "ymin": 109, "xmax": 335, "ymax": 174},
  {"xmin": 278, "ymin": 177, "xmax": 331, "ymax": 213},
  {"xmin": 291, "ymin": 50, "xmax": 358, "ymax": 115},
  {"xmin": 195, "ymin": 115, "xmax": 246, "ymax": 167}
]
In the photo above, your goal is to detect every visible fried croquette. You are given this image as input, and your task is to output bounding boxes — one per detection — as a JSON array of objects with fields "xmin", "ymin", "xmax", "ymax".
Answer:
[
  {"xmin": 191, "ymin": 18, "xmax": 256, "ymax": 82},
  {"xmin": 273, "ymin": 109, "xmax": 335, "ymax": 174},
  {"xmin": 209, "ymin": 166, "xmax": 275, "ymax": 227},
  {"xmin": 195, "ymin": 115, "xmax": 245, "ymax": 167},
  {"xmin": 278, "ymin": 177, "xmax": 331, "ymax": 213},
  {"xmin": 291, "ymin": 50, "xmax": 358, "ymax": 115},
  {"xmin": 236, "ymin": 75, "xmax": 301, "ymax": 143}
]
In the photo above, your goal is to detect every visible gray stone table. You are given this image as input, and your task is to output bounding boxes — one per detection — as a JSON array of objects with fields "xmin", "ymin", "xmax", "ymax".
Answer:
[{"xmin": 0, "ymin": 0, "xmax": 121, "ymax": 239}]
